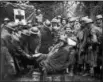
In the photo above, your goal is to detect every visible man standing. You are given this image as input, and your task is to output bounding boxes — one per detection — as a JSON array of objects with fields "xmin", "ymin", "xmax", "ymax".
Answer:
[
  {"xmin": 39, "ymin": 20, "xmax": 53, "ymax": 54},
  {"xmin": 77, "ymin": 16, "xmax": 92, "ymax": 75},
  {"xmin": 94, "ymin": 15, "xmax": 103, "ymax": 78},
  {"xmin": 28, "ymin": 27, "xmax": 41, "ymax": 54},
  {"xmin": 35, "ymin": 9, "xmax": 43, "ymax": 25}
]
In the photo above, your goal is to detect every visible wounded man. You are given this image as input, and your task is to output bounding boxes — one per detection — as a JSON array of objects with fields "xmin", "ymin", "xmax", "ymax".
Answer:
[{"xmin": 32, "ymin": 34, "xmax": 77, "ymax": 74}]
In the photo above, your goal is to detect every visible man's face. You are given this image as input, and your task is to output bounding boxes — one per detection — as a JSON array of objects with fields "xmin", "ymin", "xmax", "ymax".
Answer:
[
  {"xmin": 80, "ymin": 21, "xmax": 85, "ymax": 27},
  {"xmin": 96, "ymin": 19, "xmax": 102, "ymax": 24},
  {"xmin": 52, "ymin": 22, "xmax": 57, "ymax": 27},
  {"xmin": 74, "ymin": 21, "xmax": 81, "ymax": 30},
  {"xmin": 70, "ymin": 22, "xmax": 74, "ymax": 27},
  {"xmin": 62, "ymin": 20, "xmax": 66, "ymax": 25},
  {"xmin": 4, "ymin": 21, "xmax": 8, "ymax": 25},
  {"xmin": 60, "ymin": 34, "xmax": 67, "ymax": 41}
]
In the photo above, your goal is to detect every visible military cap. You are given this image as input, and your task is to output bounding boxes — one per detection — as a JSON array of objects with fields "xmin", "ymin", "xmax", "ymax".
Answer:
[
  {"xmin": 51, "ymin": 18, "xmax": 58, "ymax": 23},
  {"xmin": 57, "ymin": 15, "xmax": 61, "ymax": 18},
  {"xmin": 4, "ymin": 18, "xmax": 10, "ymax": 21},
  {"xmin": 21, "ymin": 30, "xmax": 29, "ymax": 35},
  {"xmin": 96, "ymin": 15, "xmax": 103, "ymax": 20},
  {"xmin": 84, "ymin": 18, "xmax": 93, "ymax": 24},
  {"xmin": 7, "ymin": 22, "xmax": 18, "ymax": 28},
  {"xmin": 59, "ymin": 34, "xmax": 67, "ymax": 41},
  {"xmin": 44, "ymin": 19, "xmax": 51, "ymax": 25},
  {"xmin": 69, "ymin": 17, "xmax": 77, "ymax": 22},
  {"xmin": 80, "ymin": 16, "xmax": 88, "ymax": 22},
  {"xmin": 37, "ymin": 9, "xmax": 41, "ymax": 12},
  {"xmin": 29, "ymin": 27, "xmax": 39, "ymax": 34}
]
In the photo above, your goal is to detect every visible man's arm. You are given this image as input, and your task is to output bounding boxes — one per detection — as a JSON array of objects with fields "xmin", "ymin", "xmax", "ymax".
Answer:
[
  {"xmin": 80, "ymin": 29, "xmax": 88, "ymax": 49},
  {"xmin": 35, "ymin": 31, "xmax": 41, "ymax": 54},
  {"xmin": 15, "ymin": 43, "xmax": 31, "ymax": 59}
]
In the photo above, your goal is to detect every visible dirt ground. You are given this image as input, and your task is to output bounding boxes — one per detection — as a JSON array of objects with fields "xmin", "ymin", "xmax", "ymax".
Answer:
[{"xmin": 2, "ymin": 73, "xmax": 101, "ymax": 82}]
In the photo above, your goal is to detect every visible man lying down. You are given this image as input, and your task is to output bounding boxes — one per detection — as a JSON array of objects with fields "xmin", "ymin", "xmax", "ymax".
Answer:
[{"xmin": 32, "ymin": 33, "xmax": 77, "ymax": 74}]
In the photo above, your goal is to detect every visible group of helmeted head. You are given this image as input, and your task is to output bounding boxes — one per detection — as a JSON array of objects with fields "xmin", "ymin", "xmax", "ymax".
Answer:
[
  {"xmin": 3, "ymin": 17, "xmax": 41, "ymax": 37},
  {"xmin": 80, "ymin": 15, "xmax": 103, "ymax": 27}
]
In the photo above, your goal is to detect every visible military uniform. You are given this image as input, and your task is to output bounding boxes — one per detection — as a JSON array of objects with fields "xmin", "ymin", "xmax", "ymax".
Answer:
[
  {"xmin": 1, "ymin": 24, "xmax": 33, "ymax": 75},
  {"xmin": 94, "ymin": 15, "xmax": 103, "ymax": 76},
  {"xmin": 38, "ymin": 41, "xmax": 73, "ymax": 73},
  {"xmin": 36, "ymin": 14, "xmax": 43, "ymax": 25},
  {"xmin": 76, "ymin": 18, "xmax": 93, "ymax": 75},
  {"xmin": 39, "ymin": 25, "xmax": 53, "ymax": 54},
  {"xmin": 1, "ymin": 25, "xmax": 15, "ymax": 79}
]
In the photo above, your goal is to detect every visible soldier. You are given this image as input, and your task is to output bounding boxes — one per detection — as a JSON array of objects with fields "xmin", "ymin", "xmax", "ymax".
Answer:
[
  {"xmin": 51, "ymin": 18, "xmax": 61, "ymax": 31},
  {"xmin": 35, "ymin": 9, "xmax": 43, "ymax": 25},
  {"xmin": 74, "ymin": 18, "xmax": 81, "ymax": 34},
  {"xmin": 95, "ymin": 15, "xmax": 103, "ymax": 44},
  {"xmin": 60, "ymin": 18, "xmax": 68, "ymax": 32},
  {"xmin": 51, "ymin": 18, "xmax": 61, "ymax": 44},
  {"xmin": 17, "ymin": 27, "xmax": 41, "ymax": 70},
  {"xmin": 39, "ymin": 20, "xmax": 53, "ymax": 54},
  {"xmin": 33, "ymin": 33, "xmax": 76, "ymax": 74},
  {"xmin": 28, "ymin": 27, "xmax": 41, "ymax": 54},
  {"xmin": 84, "ymin": 18, "xmax": 101, "ymax": 77},
  {"xmin": 43, "ymin": 19, "xmax": 52, "ymax": 31},
  {"xmin": 1, "ymin": 18, "xmax": 10, "ymax": 30},
  {"xmin": 94, "ymin": 15, "xmax": 103, "ymax": 78},
  {"xmin": 95, "ymin": 15, "xmax": 103, "ymax": 28},
  {"xmin": 77, "ymin": 16, "xmax": 91, "ymax": 75},
  {"xmin": 1, "ymin": 22, "xmax": 33, "ymax": 76},
  {"xmin": 1, "ymin": 20, "xmax": 16, "ymax": 79}
]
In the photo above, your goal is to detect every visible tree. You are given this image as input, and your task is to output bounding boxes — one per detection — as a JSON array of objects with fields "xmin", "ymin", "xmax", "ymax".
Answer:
[
  {"xmin": 74, "ymin": 1, "xmax": 103, "ymax": 19},
  {"xmin": 30, "ymin": 1, "xmax": 65, "ymax": 20}
]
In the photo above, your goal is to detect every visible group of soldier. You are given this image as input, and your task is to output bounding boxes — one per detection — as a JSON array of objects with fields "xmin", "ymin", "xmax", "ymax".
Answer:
[{"xmin": 1, "ymin": 9, "xmax": 103, "ymax": 79}]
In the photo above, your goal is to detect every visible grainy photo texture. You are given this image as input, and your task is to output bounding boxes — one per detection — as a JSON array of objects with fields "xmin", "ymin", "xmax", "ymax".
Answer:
[{"xmin": 0, "ymin": 0, "xmax": 103, "ymax": 81}]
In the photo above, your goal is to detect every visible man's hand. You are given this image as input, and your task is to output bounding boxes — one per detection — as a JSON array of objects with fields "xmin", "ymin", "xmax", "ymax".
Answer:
[{"xmin": 25, "ymin": 53, "xmax": 32, "ymax": 59}]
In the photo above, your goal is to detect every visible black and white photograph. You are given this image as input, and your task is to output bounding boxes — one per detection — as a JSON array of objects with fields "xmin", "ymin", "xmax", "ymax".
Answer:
[{"xmin": 0, "ymin": 0, "xmax": 103, "ymax": 81}]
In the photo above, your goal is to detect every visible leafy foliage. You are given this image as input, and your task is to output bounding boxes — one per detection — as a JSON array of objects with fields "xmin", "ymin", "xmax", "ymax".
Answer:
[
  {"xmin": 30, "ymin": 1, "xmax": 65, "ymax": 20},
  {"xmin": 75, "ymin": 1, "xmax": 103, "ymax": 19}
]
